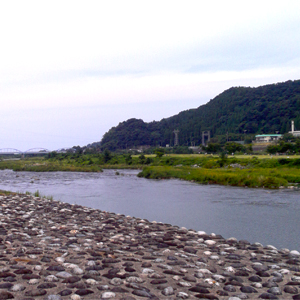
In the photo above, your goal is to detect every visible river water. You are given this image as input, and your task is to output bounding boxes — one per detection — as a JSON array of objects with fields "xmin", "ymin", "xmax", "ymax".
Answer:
[{"xmin": 0, "ymin": 169, "xmax": 299, "ymax": 251}]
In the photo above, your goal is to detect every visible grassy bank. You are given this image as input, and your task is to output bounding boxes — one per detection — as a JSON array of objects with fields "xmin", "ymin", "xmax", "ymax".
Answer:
[
  {"xmin": 0, "ymin": 158, "xmax": 103, "ymax": 172},
  {"xmin": 0, "ymin": 189, "xmax": 15, "ymax": 196},
  {"xmin": 1, "ymin": 154, "xmax": 300, "ymax": 189},
  {"xmin": 137, "ymin": 154, "xmax": 300, "ymax": 189},
  {"xmin": 137, "ymin": 166, "xmax": 299, "ymax": 189}
]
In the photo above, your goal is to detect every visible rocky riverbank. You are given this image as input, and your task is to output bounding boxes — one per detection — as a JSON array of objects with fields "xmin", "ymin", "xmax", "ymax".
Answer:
[{"xmin": 0, "ymin": 194, "xmax": 300, "ymax": 299}]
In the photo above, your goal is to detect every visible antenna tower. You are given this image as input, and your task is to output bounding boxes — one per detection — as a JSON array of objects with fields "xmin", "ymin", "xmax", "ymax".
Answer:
[{"xmin": 173, "ymin": 130, "xmax": 179, "ymax": 146}]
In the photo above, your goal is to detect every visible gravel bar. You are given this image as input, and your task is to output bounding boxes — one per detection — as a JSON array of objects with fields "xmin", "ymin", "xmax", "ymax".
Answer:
[{"xmin": 0, "ymin": 193, "xmax": 300, "ymax": 300}]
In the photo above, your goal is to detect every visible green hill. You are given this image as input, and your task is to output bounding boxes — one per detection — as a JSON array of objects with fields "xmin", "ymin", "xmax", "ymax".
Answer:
[{"xmin": 99, "ymin": 79, "xmax": 300, "ymax": 150}]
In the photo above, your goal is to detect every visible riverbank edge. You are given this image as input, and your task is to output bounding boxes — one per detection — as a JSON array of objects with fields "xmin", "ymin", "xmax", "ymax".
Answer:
[
  {"xmin": 1, "ymin": 155, "xmax": 300, "ymax": 189},
  {"xmin": 138, "ymin": 166, "xmax": 300, "ymax": 190},
  {"xmin": 1, "ymin": 163, "xmax": 300, "ymax": 190}
]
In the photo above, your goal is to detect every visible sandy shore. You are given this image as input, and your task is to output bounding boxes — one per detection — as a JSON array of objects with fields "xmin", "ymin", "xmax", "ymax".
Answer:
[{"xmin": 0, "ymin": 193, "xmax": 299, "ymax": 299}]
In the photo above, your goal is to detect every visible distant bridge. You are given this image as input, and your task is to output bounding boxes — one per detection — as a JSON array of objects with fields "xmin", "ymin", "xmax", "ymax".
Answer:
[{"xmin": 0, "ymin": 148, "xmax": 68, "ymax": 156}]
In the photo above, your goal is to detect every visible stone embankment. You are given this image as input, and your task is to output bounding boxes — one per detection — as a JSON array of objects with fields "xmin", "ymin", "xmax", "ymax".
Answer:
[{"xmin": 0, "ymin": 194, "xmax": 300, "ymax": 300}]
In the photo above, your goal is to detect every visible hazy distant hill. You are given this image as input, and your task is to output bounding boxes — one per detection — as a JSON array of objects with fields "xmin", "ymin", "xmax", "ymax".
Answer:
[{"xmin": 99, "ymin": 79, "xmax": 300, "ymax": 150}]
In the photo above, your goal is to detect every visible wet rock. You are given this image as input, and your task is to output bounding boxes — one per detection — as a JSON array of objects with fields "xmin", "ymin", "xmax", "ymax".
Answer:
[
  {"xmin": 0, "ymin": 291, "xmax": 14, "ymax": 299},
  {"xmin": 132, "ymin": 290, "xmax": 153, "ymax": 297},
  {"xmin": 25, "ymin": 289, "xmax": 47, "ymax": 296},
  {"xmin": 189, "ymin": 286, "xmax": 210, "ymax": 293},
  {"xmin": 75, "ymin": 289, "xmax": 94, "ymax": 296},
  {"xmin": 184, "ymin": 247, "xmax": 197, "ymax": 254},
  {"xmin": 195, "ymin": 293, "xmax": 219, "ymax": 299},
  {"xmin": 47, "ymin": 266, "xmax": 64, "ymax": 272},
  {"xmin": 0, "ymin": 283, "xmax": 13, "ymax": 289},
  {"xmin": 62, "ymin": 276, "xmax": 81, "ymax": 283},
  {"xmin": 37, "ymin": 282, "xmax": 57, "ymax": 289},
  {"xmin": 224, "ymin": 285, "xmax": 237, "ymax": 293},
  {"xmin": 259, "ymin": 292, "xmax": 279, "ymax": 299},
  {"xmin": 267, "ymin": 287, "xmax": 282, "ymax": 295},
  {"xmin": 249, "ymin": 275, "xmax": 262, "ymax": 282},
  {"xmin": 97, "ymin": 285, "xmax": 110, "ymax": 291},
  {"xmin": 68, "ymin": 282, "xmax": 87, "ymax": 289},
  {"xmin": 111, "ymin": 287, "xmax": 129, "ymax": 293},
  {"xmin": 263, "ymin": 281, "xmax": 278, "ymax": 288},
  {"xmin": 183, "ymin": 274, "xmax": 197, "ymax": 282},
  {"xmin": 150, "ymin": 279, "xmax": 168, "ymax": 285},
  {"xmin": 284, "ymin": 285, "xmax": 298, "ymax": 294},
  {"xmin": 240, "ymin": 285, "xmax": 258, "ymax": 293},
  {"xmin": 58, "ymin": 289, "xmax": 72, "ymax": 296}
]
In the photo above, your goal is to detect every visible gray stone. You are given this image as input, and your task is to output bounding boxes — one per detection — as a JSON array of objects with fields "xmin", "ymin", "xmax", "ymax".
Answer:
[
  {"xmin": 162, "ymin": 286, "xmax": 174, "ymax": 296},
  {"xmin": 240, "ymin": 286, "xmax": 257, "ymax": 293},
  {"xmin": 284, "ymin": 285, "xmax": 298, "ymax": 294},
  {"xmin": 56, "ymin": 271, "xmax": 72, "ymax": 279},
  {"xmin": 110, "ymin": 277, "xmax": 123, "ymax": 286},
  {"xmin": 132, "ymin": 290, "xmax": 153, "ymax": 297},
  {"xmin": 267, "ymin": 287, "xmax": 282, "ymax": 295},
  {"xmin": 43, "ymin": 295, "xmax": 62, "ymax": 300},
  {"xmin": 177, "ymin": 292, "xmax": 189, "ymax": 299},
  {"xmin": 9, "ymin": 284, "xmax": 25, "ymax": 292},
  {"xmin": 102, "ymin": 292, "xmax": 116, "ymax": 298},
  {"xmin": 224, "ymin": 285, "xmax": 236, "ymax": 292}
]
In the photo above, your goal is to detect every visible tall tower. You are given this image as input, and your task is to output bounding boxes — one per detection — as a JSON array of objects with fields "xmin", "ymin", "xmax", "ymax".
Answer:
[
  {"xmin": 202, "ymin": 131, "xmax": 210, "ymax": 146},
  {"xmin": 173, "ymin": 130, "xmax": 179, "ymax": 146}
]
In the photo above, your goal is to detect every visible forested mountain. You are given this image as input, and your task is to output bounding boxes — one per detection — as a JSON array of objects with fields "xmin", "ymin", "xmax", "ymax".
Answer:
[{"xmin": 100, "ymin": 80, "xmax": 300, "ymax": 150}]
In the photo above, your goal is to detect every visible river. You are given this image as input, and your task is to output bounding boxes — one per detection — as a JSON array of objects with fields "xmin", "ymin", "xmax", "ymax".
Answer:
[{"xmin": 0, "ymin": 169, "xmax": 299, "ymax": 251}]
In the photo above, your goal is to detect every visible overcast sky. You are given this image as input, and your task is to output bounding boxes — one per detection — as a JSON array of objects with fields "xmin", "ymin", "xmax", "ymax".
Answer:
[{"xmin": 1, "ymin": 0, "xmax": 300, "ymax": 151}]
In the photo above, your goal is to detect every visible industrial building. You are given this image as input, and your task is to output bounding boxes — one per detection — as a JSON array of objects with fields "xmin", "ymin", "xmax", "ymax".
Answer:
[{"xmin": 255, "ymin": 134, "xmax": 282, "ymax": 143}]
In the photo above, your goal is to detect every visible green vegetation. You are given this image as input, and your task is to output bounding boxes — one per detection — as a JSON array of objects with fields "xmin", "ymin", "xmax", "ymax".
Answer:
[
  {"xmin": 0, "ymin": 156, "xmax": 103, "ymax": 172},
  {"xmin": 0, "ymin": 189, "xmax": 54, "ymax": 200},
  {"xmin": 266, "ymin": 135, "xmax": 300, "ymax": 154},
  {"xmin": 0, "ymin": 151, "xmax": 150, "ymax": 172},
  {"xmin": 33, "ymin": 190, "xmax": 41, "ymax": 197},
  {"xmin": 136, "ymin": 154, "xmax": 300, "ymax": 189},
  {"xmin": 138, "ymin": 166, "xmax": 293, "ymax": 189},
  {"xmin": 1, "ymin": 153, "xmax": 300, "ymax": 189},
  {"xmin": 0, "ymin": 189, "xmax": 15, "ymax": 196},
  {"xmin": 98, "ymin": 79, "xmax": 300, "ymax": 150},
  {"xmin": 31, "ymin": 190, "xmax": 53, "ymax": 200}
]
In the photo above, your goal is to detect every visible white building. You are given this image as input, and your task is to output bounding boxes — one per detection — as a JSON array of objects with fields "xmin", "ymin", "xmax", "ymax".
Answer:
[
  {"xmin": 289, "ymin": 120, "xmax": 300, "ymax": 137},
  {"xmin": 255, "ymin": 134, "xmax": 282, "ymax": 143}
]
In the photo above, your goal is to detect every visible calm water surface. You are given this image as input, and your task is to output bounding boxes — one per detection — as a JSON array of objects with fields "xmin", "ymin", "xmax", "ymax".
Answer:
[{"xmin": 0, "ymin": 169, "xmax": 299, "ymax": 251}]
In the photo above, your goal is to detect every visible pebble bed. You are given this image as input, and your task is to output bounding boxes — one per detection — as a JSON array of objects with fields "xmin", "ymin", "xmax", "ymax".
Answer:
[{"xmin": 0, "ymin": 194, "xmax": 300, "ymax": 300}]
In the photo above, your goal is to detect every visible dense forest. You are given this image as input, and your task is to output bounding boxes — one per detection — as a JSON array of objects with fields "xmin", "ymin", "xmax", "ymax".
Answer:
[{"xmin": 98, "ymin": 80, "xmax": 300, "ymax": 151}]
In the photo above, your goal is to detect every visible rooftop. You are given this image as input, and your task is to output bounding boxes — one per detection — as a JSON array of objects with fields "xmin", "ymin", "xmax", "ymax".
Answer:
[{"xmin": 255, "ymin": 134, "xmax": 282, "ymax": 137}]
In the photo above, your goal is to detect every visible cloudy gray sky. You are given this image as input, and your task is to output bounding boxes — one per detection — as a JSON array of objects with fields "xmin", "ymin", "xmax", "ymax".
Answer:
[{"xmin": 1, "ymin": 0, "xmax": 300, "ymax": 151}]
